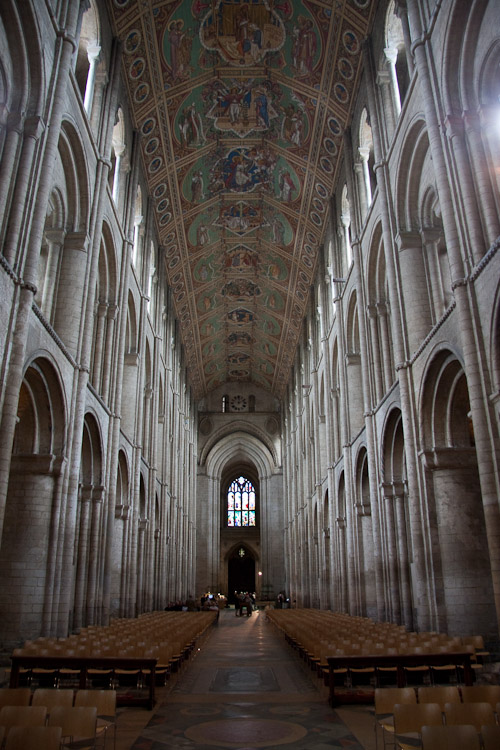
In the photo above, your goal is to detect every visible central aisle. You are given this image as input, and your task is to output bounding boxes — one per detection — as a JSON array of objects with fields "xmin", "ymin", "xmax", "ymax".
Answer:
[{"xmin": 128, "ymin": 609, "xmax": 372, "ymax": 749}]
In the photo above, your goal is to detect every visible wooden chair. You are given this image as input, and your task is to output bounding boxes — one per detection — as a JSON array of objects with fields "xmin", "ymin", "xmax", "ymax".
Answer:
[
  {"xmin": 444, "ymin": 701, "xmax": 495, "ymax": 732},
  {"xmin": 32, "ymin": 688, "xmax": 74, "ymax": 713},
  {"xmin": 0, "ymin": 705, "xmax": 48, "ymax": 736},
  {"xmin": 374, "ymin": 687, "xmax": 416, "ymax": 750},
  {"xmin": 460, "ymin": 685, "xmax": 500, "ymax": 708},
  {"xmin": 417, "ymin": 685, "xmax": 461, "ymax": 710},
  {"xmin": 74, "ymin": 690, "xmax": 116, "ymax": 749},
  {"xmin": 48, "ymin": 706, "xmax": 97, "ymax": 750},
  {"xmin": 421, "ymin": 724, "xmax": 479, "ymax": 750},
  {"xmin": 0, "ymin": 688, "xmax": 31, "ymax": 707},
  {"xmin": 393, "ymin": 702, "xmax": 442, "ymax": 750},
  {"xmin": 5, "ymin": 725, "xmax": 63, "ymax": 750},
  {"xmin": 481, "ymin": 724, "xmax": 500, "ymax": 750}
]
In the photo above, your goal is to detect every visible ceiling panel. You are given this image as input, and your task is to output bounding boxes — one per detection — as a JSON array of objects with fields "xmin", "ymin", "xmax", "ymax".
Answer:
[{"xmin": 107, "ymin": 0, "xmax": 376, "ymax": 398}]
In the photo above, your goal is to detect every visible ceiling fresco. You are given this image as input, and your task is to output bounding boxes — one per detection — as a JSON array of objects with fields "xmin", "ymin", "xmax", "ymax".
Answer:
[{"xmin": 107, "ymin": 0, "xmax": 376, "ymax": 398}]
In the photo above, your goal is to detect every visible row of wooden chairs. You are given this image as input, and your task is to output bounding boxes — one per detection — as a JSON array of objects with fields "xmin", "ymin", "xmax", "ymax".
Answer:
[
  {"xmin": 267, "ymin": 609, "xmax": 488, "ymax": 688},
  {"xmin": 375, "ymin": 686, "xmax": 500, "ymax": 749},
  {"xmin": 0, "ymin": 726, "xmax": 62, "ymax": 750},
  {"xmin": 13, "ymin": 611, "xmax": 216, "ymax": 688},
  {"xmin": 0, "ymin": 706, "xmax": 97, "ymax": 749},
  {"xmin": 0, "ymin": 688, "xmax": 116, "ymax": 750}
]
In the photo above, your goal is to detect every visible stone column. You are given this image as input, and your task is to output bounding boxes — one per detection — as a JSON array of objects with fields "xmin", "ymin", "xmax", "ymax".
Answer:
[
  {"xmin": 367, "ymin": 305, "xmax": 384, "ymax": 403},
  {"xmin": 83, "ymin": 43, "xmax": 101, "ymax": 115},
  {"xmin": 384, "ymin": 46, "xmax": 402, "ymax": 117},
  {"xmin": 72, "ymin": 485, "xmax": 92, "ymax": 630},
  {"xmin": 424, "ymin": 448, "xmax": 497, "ymax": 636},
  {"xmin": 87, "ymin": 486, "xmax": 105, "ymax": 624},
  {"xmin": 377, "ymin": 69, "xmax": 397, "ymax": 143},
  {"xmin": 394, "ymin": 484, "xmax": 413, "ymax": 630},
  {"xmin": 396, "ymin": 230, "xmax": 433, "ymax": 353},
  {"xmin": 91, "ymin": 301, "xmax": 108, "ymax": 392}
]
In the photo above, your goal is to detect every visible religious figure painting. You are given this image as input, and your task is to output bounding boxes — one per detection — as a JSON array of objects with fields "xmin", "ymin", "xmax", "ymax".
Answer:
[
  {"xmin": 224, "ymin": 246, "xmax": 259, "ymax": 269},
  {"xmin": 204, "ymin": 78, "xmax": 279, "ymax": 138},
  {"xmin": 216, "ymin": 201, "xmax": 264, "ymax": 236},
  {"xmin": 290, "ymin": 14, "xmax": 320, "ymax": 79},
  {"xmin": 199, "ymin": 0, "xmax": 286, "ymax": 68},
  {"xmin": 209, "ymin": 146, "xmax": 277, "ymax": 194},
  {"xmin": 222, "ymin": 279, "xmax": 261, "ymax": 301},
  {"xmin": 167, "ymin": 18, "xmax": 193, "ymax": 82}
]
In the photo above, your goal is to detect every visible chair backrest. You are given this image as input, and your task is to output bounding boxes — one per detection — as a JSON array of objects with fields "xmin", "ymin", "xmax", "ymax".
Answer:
[
  {"xmin": 417, "ymin": 686, "xmax": 461, "ymax": 709},
  {"xmin": 48, "ymin": 706, "xmax": 97, "ymax": 741},
  {"xmin": 461, "ymin": 685, "xmax": 500, "ymax": 708},
  {"xmin": 444, "ymin": 701, "xmax": 495, "ymax": 731},
  {"xmin": 374, "ymin": 687, "xmax": 416, "ymax": 716},
  {"xmin": 421, "ymin": 724, "xmax": 479, "ymax": 750},
  {"xmin": 32, "ymin": 688, "xmax": 74, "ymax": 710},
  {"xmin": 0, "ymin": 705, "xmax": 48, "ymax": 732},
  {"xmin": 393, "ymin": 702, "xmax": 442, "ymax": 734},
  {"xmin": 0, "ymin": 688, "xmax": 32, "ymax": 708},
  {"xmin": 5, "ymin": 725, "xmax": 63, "ymax": 750},
  {"xmin": 481, "ymin": 724, "xmax": 500, "ymax": 750},
  {"xmin": 74, "ymin": 689, "xmax": 116, "ymax": 717}
]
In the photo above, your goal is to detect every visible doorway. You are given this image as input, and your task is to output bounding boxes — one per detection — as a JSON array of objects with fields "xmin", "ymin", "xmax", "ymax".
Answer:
[{"xmin": 228, "ymin": 546, "xmax": 255, "ymax": 604}]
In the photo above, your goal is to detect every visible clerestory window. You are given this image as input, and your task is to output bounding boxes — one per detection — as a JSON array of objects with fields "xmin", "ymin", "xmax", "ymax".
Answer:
[{"xmin": 227, "ymin": 476, "xmax": 256, "ymax": 527}]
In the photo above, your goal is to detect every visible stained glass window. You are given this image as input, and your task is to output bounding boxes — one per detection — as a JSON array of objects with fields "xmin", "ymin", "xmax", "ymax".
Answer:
[{"xmin": 227, "ymin": 476, "xmax": 256, "ymax": 527}]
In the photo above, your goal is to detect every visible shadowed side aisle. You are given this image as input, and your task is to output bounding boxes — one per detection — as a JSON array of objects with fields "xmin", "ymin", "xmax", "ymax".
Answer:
[{"xmin": 124, "ymin": 609, "xmax": 375, "ymax": 749}]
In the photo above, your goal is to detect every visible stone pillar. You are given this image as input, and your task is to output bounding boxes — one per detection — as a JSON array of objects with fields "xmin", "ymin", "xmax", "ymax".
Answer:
[
  {"xmin": 396, "ymin": 231, "xmax": 433, "ymax": 353},
  {"xmin": 424, "ymin": 448, "xmax": 497, "ymax": 636},
  {"xmin": 51, "ymin": 231, "xmax": 89, "ymax": 355},
  {"xmin": 83, "ymin": 43, "xmax": 101, "ymax": 115},
  {"xmin": 73, "ymin": 485, "xmax": 92, "ymax": 630},
  {"xmin": 359, "ymin": 146, "xmax": 373, "ymax": 208},
  {"xmin": 384, "ymin": 46, "xmax": 402, "ymax": 117},
  {"xmin": 367, "ymin": 305, "xmax": 384, "ymax": 403},
  {"xmin": 377, "ymin": 69, "xmax": 397, "ymax": 142},
  {"xmin": 91, "ymin": 301, "xmax": 108, "ymax": 392}
]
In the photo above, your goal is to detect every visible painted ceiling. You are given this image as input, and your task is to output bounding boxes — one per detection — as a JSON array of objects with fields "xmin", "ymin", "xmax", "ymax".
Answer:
[{"xmin": 107, "ymin": 0, "xmax": 376, "ymax": 398}]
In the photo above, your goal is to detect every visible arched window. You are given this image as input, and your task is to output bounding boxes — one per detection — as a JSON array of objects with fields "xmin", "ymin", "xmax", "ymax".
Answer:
[{"xmin": 227, "ymin": 476, "xmax": 256, "ymax": 527}]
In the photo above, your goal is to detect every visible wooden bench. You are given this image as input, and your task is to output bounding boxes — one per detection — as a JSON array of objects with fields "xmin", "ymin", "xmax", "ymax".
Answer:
[
  {"xmin": 327, "ymin": 652, "xmax": 475, "ymax": 706},
  {"xmin": 9, "ymin": 656, "xmax": 157, "ymax": 709}
]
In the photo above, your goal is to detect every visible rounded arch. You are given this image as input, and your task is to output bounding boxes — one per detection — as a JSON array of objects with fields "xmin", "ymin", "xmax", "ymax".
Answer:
[
  {"xmin": 0, "ymin": 0, "xmax": 44, "ymax": 117},
  {"xmin": 200, "ymin": 422, "xmax": 279, "ymax": 469},
  {"xmin": 365, "ymin": 222, "xmax": 385, "ymax": 302},
  {"xmin": 14, "ymin": 355, "xmax": 67, "ymax": 456},
  {"xmin": 116, "ymin": 448, "xmax": 130, "ymax": 507},
  {"xmin": 395, "ymin": 116, "xmax": 431, "ymax": 231},
  {"xmin": 81, "ymin": 411, "xmax": 103, "ymax": 487},
  {"xmin": 58, "ymin": 121, "xmax": 91, "ymax": 232},
  {"xmin": 419, "ymin": 347, "xmax": 471, "ymax": 452},
  {"xmin": 381, "ymin": 407, "xmax": 405, "ymax": 483},
  {"xmin": 345, "ymin": 290, "xmax": 360, "ymax": 354}
]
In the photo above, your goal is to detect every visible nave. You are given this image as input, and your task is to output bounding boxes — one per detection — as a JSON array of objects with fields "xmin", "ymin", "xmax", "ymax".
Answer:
[{"xmin": 115, "ymin": 610, "xmax": 373, "ymax": 749}]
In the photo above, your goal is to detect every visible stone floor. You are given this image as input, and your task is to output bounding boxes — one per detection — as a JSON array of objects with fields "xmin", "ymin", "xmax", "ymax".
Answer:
[{"xmin": 113, "ymin": 609, "xmax": 376, "ymax": 750}]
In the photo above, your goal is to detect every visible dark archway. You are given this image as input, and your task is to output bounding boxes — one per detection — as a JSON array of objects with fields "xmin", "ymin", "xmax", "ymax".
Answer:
[{"xmin": 228, "ymin": 546, "xmax": 255, "ymax": 604}]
